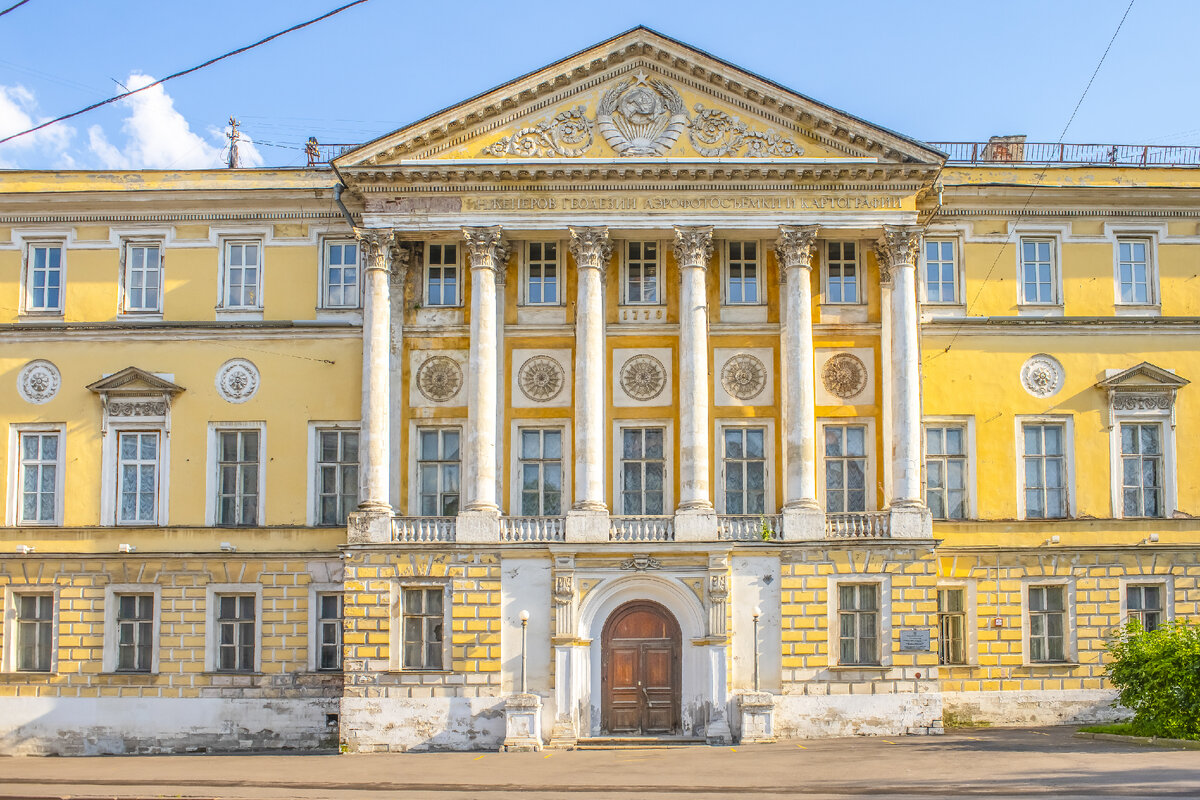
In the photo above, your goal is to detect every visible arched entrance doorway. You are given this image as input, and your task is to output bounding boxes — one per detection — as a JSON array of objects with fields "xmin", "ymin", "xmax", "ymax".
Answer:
[{"xmin": 600, "ymin": 600, "xmax": 682, "ymax": 735}]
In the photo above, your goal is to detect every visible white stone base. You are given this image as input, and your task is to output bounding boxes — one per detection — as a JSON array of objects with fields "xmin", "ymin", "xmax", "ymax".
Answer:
[
  {"xmin": 674, "ymin": 509, "xmax": 717, "ymax": 541},
  {"xmin": 502, "ymin": 693, "xmax": 543, "ymax": 751},
  {"xmin": 781, "ymin": 507, "xmax": 824, "ymax": 540},
  {"xmin": 340, "ymin": 696, "xmax": 505, "ymax": 752},
  {"xmin": 347, "ymin": 510, "xmax": 391, "ymax": 544},
  {"xmin": 888, "ymin": 506, "xmax": 932, "ymax": 539},
  {"xmin": 941, "ymin": 689, "xmax": 1125, "ymax": 728},
  {"xmin": 456, "ymin": 510, "xmax": 500, "ymax": 543},
  {"xmin": 565, "ymin": 509, "xmax": 609, "ymax": 542},
  {"xmin": 775, "ymin": 692, "xmax": 944, "ymax": 738},
  {"xmin": 0, "ymin": 697, "xmax": 338, "ymax": 756},
  {"xmin": 737, "ymin": 692, "xmax": 776, "ymax": 743}
]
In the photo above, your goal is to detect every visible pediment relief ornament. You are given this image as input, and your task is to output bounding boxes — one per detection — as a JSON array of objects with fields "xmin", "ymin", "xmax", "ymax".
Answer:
[
  {"xmin": 481, "ymin": 106, "xmax": 593, "ymax": 158},
  {"xmin": 86, "ymin": 366, "xmax": 184, "ymax": 434},
  {"xmin": 1096, "ymin": 362, "xmax": 1188, "ymax": 421}
]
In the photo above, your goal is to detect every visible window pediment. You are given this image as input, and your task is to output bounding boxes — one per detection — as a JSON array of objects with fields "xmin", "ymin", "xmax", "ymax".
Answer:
[
  {"xmin": 1096, "ymin": 362, "xmax": 1187, "ymax": 422},
  {"xmin": 87, "ymin": 367, "xmax": 185, "ymax": 432}
]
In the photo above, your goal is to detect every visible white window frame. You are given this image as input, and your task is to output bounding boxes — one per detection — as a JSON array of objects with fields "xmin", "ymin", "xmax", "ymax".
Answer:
[
  {"xmin": 217, "ymin": 238, "xmax": 264, "ymax": 313},
  {"xmin": 509, "ymin": 421, "xmax": 571, "ymax": 517},
  {"xmin": 1111, "ymin": 417, "xmax": 1173, "ymax": 520},
  {"xmin": 119, "ymin": 240, "xmax": 164, "ymax": 316},
  {"xmin": 817, "ymin": 418, "xmax": 877, "ymax": 512},
  {"xmin": 612, "ymin": 420, "xmax": 673, "ymax": 516},
  {"xmin": 307, "ymin": 422, "xmax": 361, "ymax": 527},
  {"xmin": 823, "ymin": 240, "xmax": 861, "ymax": 305},
  {"xmin": 307, "ymin": 582, "xmax": 343, "ymax": 672},
  {"xmin": 205, "ymin": 422, "xmax": 266, "ymax": 527},
  {"xmin": 622, "ymin": 240, "xmax": 662, "ymax": 306},
  {"xmin": 1014, "ymin": 415, "xmax": 1075, "ymax": 521},
  {"xmin": 921, "ymin": 236, "xmax": 962, "ymax": 306},
  {"xmin": 204, "ymin": 583, "xmax": 263, "ymax": 673},
  {"xmin": 936, "ymin": 581, "xmax": 978, "ymax": 667},
  {"xmin": 1111, "ymin": 233, "xmax": 1159, "ymax": 313},
  {"xmin": 1021, "ymin": 579, "xmax": 1077, "ymax": 666},
  {"xmin": 522, "ymin": 240, "xmax": 563, "ymax": 307},
  {"xmin": 923, "ymin": 416, "xmax": 976, "ymax": 520},
  {"xmin": 7, "ymin": 423, "xmax": 66, "ymax": 526},
  {"xmin": 408, "ymin": 422, "xmax": 464, "ymax": 517},
  {"xmin": 724, "ymin": 240, "xmax": 763, "ymax": 306},
  {"xmin": 424, "ymin": 241, "xmax": 462, "ymax": 308},
  {"xmin": 1016, "ymin": 235, "xmax": 1063, "ymax": 312},
  {"xmin": 389, "ymin": 581, "xmax": 450, "ymax": 672},
  {"xmin": 715, "ymin": 419, "xmax": 775, "ymax": 515},
  {"xmin": 22, "ymin": 240, "xmax": 66, "ymax": 315},
  {"xmin": 1117, "ymin": 575, "xmax": 1174, "ymax": 631},
  {"xmin": 825, "ymin": 574, "xmax": 891, "ymax": 669},
  {"xmin": 102, "ymin": 425, "xmax": 169, "ymax": 526},
  {"xmin": 102, "ymin": 583, "xmax": 161, "ymax": 674},
  {"xmin": 2, "ymin": 585, "xmax": 59, "ymax": 673},
  {"xmin": 320, "ymin": 237, "xmax": 361, "ymax": 310}
]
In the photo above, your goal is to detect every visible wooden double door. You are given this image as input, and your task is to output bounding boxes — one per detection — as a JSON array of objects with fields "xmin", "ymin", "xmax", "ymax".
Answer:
[{"xmin": 601, "ymin": 601, "xmax": 681, "ymax": 735}]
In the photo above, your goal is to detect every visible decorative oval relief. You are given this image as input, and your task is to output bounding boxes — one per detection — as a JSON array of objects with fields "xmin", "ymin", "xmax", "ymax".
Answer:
[
  {"xmin": 1021, "ymin": 354, "xmax": 1064, "ymax": 398},
  {"xmin": 216, "ymin": 359, "xmax": 260, "ymax": 403},
  {"xmin": 721, "ymin": 353, "xmax": 767, "ymax": 401},
  {"xmin": 416, "ymin": 356, "xmax": 463, "ymax": 403},
  {"xmin": 620, "ymin": 354, "xmax": 667, "ymax": 402},
  {"xmin": 822, "ymin": 353, "xmax": 868, "ymax": 400},
  {"xmin": 518, "ymin": 355, "xmax": 565, "ymax": 402},
  {"xmin": 18, "ymin": 360, "xmax": 60, "ymax": 405}
]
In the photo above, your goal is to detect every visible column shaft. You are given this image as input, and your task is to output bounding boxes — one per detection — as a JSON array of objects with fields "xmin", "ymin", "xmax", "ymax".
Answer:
[
  {"xmin": 881, "ymin": 226, "xmax": 924, "ymax": 506},
  {"xmin": 568, "ymin": 228, "xmax": 611, "ymax": 513},
  {"xmin": 462, "ymin": 226, "xmax": 508, "ymax": 513},
  {"xmin": 776, "ymin": 226, "xmax": 820, "ymax": 509},
  {"xmin": 356, "ymin": 228, "xmax": 395, "ymax": 512},
  {"xmin": 674, "ymin": 226, "xmax": 714, "ymax": 512}
]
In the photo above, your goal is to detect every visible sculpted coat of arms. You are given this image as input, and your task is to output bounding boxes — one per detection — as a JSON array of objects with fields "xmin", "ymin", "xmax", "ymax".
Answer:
[{"xmin": 596, "ymin": 72, "xmax": 689, "ymax": 156}]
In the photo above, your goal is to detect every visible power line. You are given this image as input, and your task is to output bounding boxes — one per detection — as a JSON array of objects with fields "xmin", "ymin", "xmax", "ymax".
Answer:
[
  {"xmin": 0, "ymin": 0, "xmax": 370, "ymax": 146},
  {"xmin": 0, "ymin": 0, "xmax": 32, "ymax": 18}
]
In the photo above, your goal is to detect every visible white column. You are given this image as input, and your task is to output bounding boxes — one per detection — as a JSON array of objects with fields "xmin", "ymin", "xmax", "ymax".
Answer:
[
  {"xmin": 874, "ymin": 242, "xmax": 894, "ymax": 509},
  {"xmin": 356, "ymin": 228, "xmax": 395, "ymax": 513}
]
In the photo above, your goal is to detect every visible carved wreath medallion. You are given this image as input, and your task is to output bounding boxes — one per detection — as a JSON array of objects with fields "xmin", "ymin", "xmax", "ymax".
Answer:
[
  {"xmin": 597, "ymin": 72, "xmax": 689, "ymax": 156},
  {"xmin": 1021, "ymin": 354, "xmax": 1064, "ymax": 398},
  {"xmin": 518, "ymin": 355, "xmax": 565, "ymax": 402},
  {"xmin": 216, "ymin": 359, "xmax": 260, "ymax": 404},
  {"xmin": 822, "ymin": 353, "xmax": 868, "ymax": 400},
  {"xmin": 416, "ymin": 356, "xmax": 463, "ymax": 403},
  {"xmin": 620, "ymin": 354, "xmax": 667, "ymax": 401},
  {"xmin": 18, "ymin": 360, "xmax": 60, "ymax": 405},
  {"xmin": 721, "ymin": 353, "xmax": 768, "ymax": 401}
]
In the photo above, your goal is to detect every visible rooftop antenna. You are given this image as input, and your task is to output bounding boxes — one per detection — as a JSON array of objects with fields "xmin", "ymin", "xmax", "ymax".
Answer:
[{"xmin": 227, "ymin": 116, "xmax": 241, "ymax": 169}]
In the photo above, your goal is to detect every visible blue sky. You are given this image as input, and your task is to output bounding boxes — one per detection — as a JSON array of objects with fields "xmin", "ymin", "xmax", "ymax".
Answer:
[{"xmin": 1, "ymin": 0, "xmax": 1197, "ymax": 169}]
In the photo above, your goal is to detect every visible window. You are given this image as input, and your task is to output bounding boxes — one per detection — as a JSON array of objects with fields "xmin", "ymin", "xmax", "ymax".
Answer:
[
  {"xmin": 1117, "ymin": 238, "xmax": 1151, "ymax": 305},
  {"xmin": 115, "ymin": 593, "xmax": 154, "ymax": 672},
  {"xmin": 316, "ymin": 592, "xmax": 343, "ymax": 671},
  {"xmin": 625, "ymin": 241, "xmax": 659, "ymax": 304},
  {"xmin": 223, "ymin": 241, "xmax": 261, "ymax": 309},
  {"xmin": 924, "ymin": 239, "xmax": 957, "ymax": 304},
  {"xmin": 726, "ymin": 241, "xmax": 760, "ymax": 304},
  {"xmin": 1120, "ymin": 422, "xmax": 1162, "ymax": 518},
  {"xmin": 937, "ymin": 588, "xmax": 966, "ymax": 665},
  {"xmin": 525, "ymin": 242, "xmax": 559, "ymax": 305},
  {"xmin": 216, "ymin": 429, "xmax": 260, "ymax": 526},
  {"xmin": 317, "ymin": 429, "xmax": 358, "ymax": 525},
  {"xmin": 838, "ymin": 584, "xmax": 878, "ymax": 665},
  {"xmin": 18, "ymin": 431, "xmax": 59, "ymax": 524},
  {"xmin": 216, "ymin": 594, "xmax": 256, "ymax": 672},
  {"xmin": 25, "ymin": 243, "xmax": 63, "ymax": 312},
  {"xmin": 1020, "ymin": 238, "xmax": 1056, "ymax": 305},
  {"xmin": 402, "ymin": 587, "xmax": 444, "ymax": 670},
  {"xmin": 1028, "ymin": 585, "xmax": 1066, "ymax": 662},
  {"xmin": 417, "ymin": 428, "xmax": 460, "ymax": 516},
  {"xmin": 1022, "ymin": 423, "xmax": 1067, "ymax": 519},
  {"xmin": 824, "ymin": 424, "xmax": 867, "ymax": 512},
  {"xmin": 123, "ymin": 243, "xmax": 162, "ymax": 313},
  {"xmin": 926, "ymin": 426, "xmax": 967, "ymax": 520},
  {"xmin": 426, "ymin": 243, "xmax": 459, "ymax": 307},
  {"xmin": 825, "ymin": 241, "xmax": 857, "ymax": 304},
  {"xmin": 1126, "ymin": 584, "xmax": 1163, "ymax": 632},
  {"xmin": 722, "ymin": 427, "xmax": 766, "ymax": 515},
  {"xmin": 117, "ymin": 432, "xmax": 160, "ymax": 525},
  {"xmin": 518, "ymin": 428, "xmax": 562, "ymax": 516},
  {"xmin": 621, "ymin": 427, "xmax": 665, "ymax": 515},
  {"xmin": 323, "ymin": 240, "xmax": 359, "ymax": 309},
  {"xmin": 15, "ymin": 593, "xmax": 53, "ymax": 672}
]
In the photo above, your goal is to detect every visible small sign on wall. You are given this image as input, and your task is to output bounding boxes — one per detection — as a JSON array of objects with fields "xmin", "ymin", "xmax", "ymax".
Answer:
[{"xmin": 898, "ymin": 627, "xmax": 931, "ymax": 652}]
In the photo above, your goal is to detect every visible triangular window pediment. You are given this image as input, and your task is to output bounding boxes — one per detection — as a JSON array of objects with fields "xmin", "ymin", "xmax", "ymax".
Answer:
[
  {"xmin": 1096, "ymin": 362, "xmax": 1187, "ymax": 416},
  {"xmin": 86, "ymin": 366, "xmax": 185, "ymax": 396},
  {"xmin": 87, "ymin": 367, "xmax": 184, "ymax": 432}
]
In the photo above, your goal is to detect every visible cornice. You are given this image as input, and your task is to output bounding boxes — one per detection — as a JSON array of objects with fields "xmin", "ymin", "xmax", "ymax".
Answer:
[
  {"xmin": 0, "ymin": 211, "xmax": 343, "ymax": 225},
  {"xmin": 0, "ymin": 321, "xmax": 360, "ymax": 342},
  {"xmin": 922, "ymin": 316, "xmax": 1200, "ymax": 335}
]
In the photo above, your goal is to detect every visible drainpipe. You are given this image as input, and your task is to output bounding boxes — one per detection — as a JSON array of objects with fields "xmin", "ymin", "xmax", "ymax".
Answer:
[{"xmin": 331, "ymin": 162, "xmax": 357, "ymax": 229}]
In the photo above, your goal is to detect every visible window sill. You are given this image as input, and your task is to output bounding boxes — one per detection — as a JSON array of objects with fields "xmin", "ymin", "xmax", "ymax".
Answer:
[
  {"xmin": 315, "ymin": 307, "xmax": 363, "ymax": 324},
  {"xmin": 1114, "ymin": 304, "xmax": 1160, "ymax": 317},
  {"xmin": 99, "ymin": 671, "xmax": 159, "ymax": 677},
  {"xmin": 118, "ymin": 312, "xmax": 164, "ymax": 322},
  {"xmin": 826, "ymin": 664, "xmax": 890, "ymax": 672},
  {"xmin": 1016, "ymin": 305, "xmax": 1064, "ymax": 318},
  {"xmin": 18, "ymin": 311, "xmax": 65, "ymax": 321},
  {"xmin": 214, "ymin": 309, "xmax": 264, "ymax": 322},
  {"xmin": 1022, "ymin": 662, "xmax": 1080, "ymax": 669}
]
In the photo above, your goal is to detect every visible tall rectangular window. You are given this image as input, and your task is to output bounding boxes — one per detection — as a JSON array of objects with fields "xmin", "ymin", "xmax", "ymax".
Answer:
[
  {"xmin": 316, "ymin": 592, "xmax": 343, "ymax": 671},
  {"xmin": 1020, "ymin": 238, "xmax": 1055, "ymax": 304},
  {"xmin": 621, "ymin": 427, "xmax": 666, "ymax": 515},
  {"xmin": 1121, "ymin": 422, "xmax": 1163, "ymax": 518},
  {"xmin": 26, "ymin": 244, "xmax": 63, "ymax": 311},
  {"xmin": 726, "ymin": 241, "xmax": 759, "ymax": 304},
  {"xmin": 117, "ymin": 431, "xmax": 159, "ymax": 524},
  {"xmin": 216, "ymin": 430, "xmax": 260, "ymax": 526},
  {"xmin": 124, "ymin": 244, "xmax": 162, "ymax": 313},
  {"xmin": 1117, "ymin": 238, "xmax": 1151, "ymax": 304},
  {"xmin": 402, "ymin": 587, "xmax": 444, "ymax": 670},
  {"xmin": 223, "ymin": 241, "xmax": 260, "ymax": 308},
  {"xmin": 826, "ymin": 241, "xmax": 857, "ymax": 304},
  {"xmin": 924, "ymin": 239, "xmax": 957, "ymax": 303},
  {"xmin": 426, "ymin": 243, "xmax": 459, "ymax": 307},
  {"xmin": 1028, "ymin": 585, "xmax": 1066, "ymax": 662},
  {"xmin": 115, "ymin": 593, "xmax": 154, "ymax": 672},
  {"xmin": 16, "ymin": 594, "xmax": 53, "ymax": 672},
  {"xmin": 937, "ymin": 588, "xmax": 966, "ymax": 665},
  {"xmin": 216, "ymin": 594, "xmax": 256, "ymax": 672},
  {"xmin": 525, "ymin": 242, "xmax": 558, "ymax": 305},
  {"xmin": 722, "ymin": 427, "xmax": 766, "ymax": 515},
  {"xmin": 519, "ymin": 428, "xmax": 562, "ymax": 516},
  {"xmin": 1126, "ymin": 584, "xmax": 1163, "ymax": 632},
  {"xmin": 926, "ymin": 426, "xmax": 967, "ymax": 520},
  {"xmin": 838, "ymin": 584, "xmax": 878, "ymax": 665},
  {"xmin": 317, "ymin": 430, "xmax": 358, "ymax": 525},
  {"xmin": 1023, "ymin": 423, "xmax": 1066, "ymax": 519},
  {"xmin": 824, "ymin": 424, "xmax": 867, "ymax": 512},
  {"xmin": 625, "ymin": 241, "xmax": 659, "ymax": 304},
  {"xmin": 323, "ymin": 240, "xmax": 359, "ymax": 308},
  {"xmin": 18, "ymin": 431, "xmax": 59, "ymax": 524},
  {"xmin": 417, "ymin": 428, "xmax": 460, "ymax": 516}
]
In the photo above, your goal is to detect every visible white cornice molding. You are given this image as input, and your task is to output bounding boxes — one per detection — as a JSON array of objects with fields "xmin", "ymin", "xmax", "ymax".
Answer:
[{"xmin": 0, "ymin": 322, "xmax": 360, "ymax": 343}]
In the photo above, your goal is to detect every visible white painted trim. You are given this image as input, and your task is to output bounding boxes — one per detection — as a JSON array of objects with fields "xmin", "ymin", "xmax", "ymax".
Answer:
[
  {"xmin": 204, "ymin": 422, "xmax": 267, "ymax": 527},
  {"xmin": 1014, "ymin": 232, "xmax": 1064, "ymax": 314},
  {"xmin": 935, "ymin": 580, "xmax": 978, "ymax": 666},
  {"xmin": 19, "ymin": 238, "xmax": 66, "ymax": 316},
  {"xmin": 204, "ymin": 583, "xmax": 263, "ymax": 673},
  {"xmin": 100, "ymin": 424, "xmax": 170, "ymax": 526},
  {"xmin": 1021, "ymin": 578, "xmax": 1077, "ymax": 666},
  {"xmin": 216, "ymin": 236, "xmax": 265, "ymax": 315},
  {"xmin": 508, "ymin": 418, "xmax": 572, "ymax": 516},
  {"xmin": 922, "ymin": 416, "xmax": 977, "ymax": 520},
  {"xmin": 117, "ymin": 238, "xmax": 165, "ymax": 318},
  {"xmin": 722, "ymin": 238, "xmax": 765, "ymax": 307},
  {"xmin": 388, "ymin": 580, "xmax": 451, "ymax": 672},
  {"xmin": 2, "ymin": 584, "xmax": 60, "ymax": 674},
  {"xmin": 1117, "ymin": 575, "xmax": 1175, "ymax": 629},
  {"xmin": 816, "ymin": 417, "xmax": 877, "ymax": 512},
  {"xmin": 319, "ymin": 236, "xmax": 362, "ymax": 310},
  {"xmin": 518, "ymin": 238, "xmax": 566, "ymax": 307},
  {"xmin": 713, "ymin": 418, "xmax": 776, "ymax": 515},
  {"xmin": 1013, "ymin": 415, "xmax": 1075, "ymax": 521},
  {"xmin": 406, "ymin": 419, "xmax": 466, "ymax": 517},
  {"xmin": 825, "ymin": 573, "xmax": 893, "ymax": 668},
  {"xmin": 611, "ymin": 418, "xmax": 674, "ymax": 515},
  {"xmin": 307, "ymin": 582, "xmax": 343, "ymax": 672},
  {"xmin": 6, "ymin": 423, "xmax": 66, "ymax": 526},
  {"xmin": 1107, "ymin": 412, "xmax": 1176, "ymax": 520},
  {"xmin": 306, "ymin": 421, "xmax": 361, "ymax": 527},
  {"xmin": 101, "ymin": 583, "xmax": 162, "ymax": 674}
]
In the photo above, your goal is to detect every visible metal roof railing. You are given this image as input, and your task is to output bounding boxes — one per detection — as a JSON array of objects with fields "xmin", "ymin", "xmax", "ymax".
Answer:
[{"xmin": 930, "ymin": 141, "xmax": 1200, "ymax": 167}]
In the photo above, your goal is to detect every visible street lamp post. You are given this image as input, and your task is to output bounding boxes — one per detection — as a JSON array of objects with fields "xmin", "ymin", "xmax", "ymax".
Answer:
[
  {"xmin": 519, "ymin": 609, "xmax": 530, "ymax": 694},
  {"xmin": 752, "ymin": 606, "xmax": 762, "ymax": 692}
]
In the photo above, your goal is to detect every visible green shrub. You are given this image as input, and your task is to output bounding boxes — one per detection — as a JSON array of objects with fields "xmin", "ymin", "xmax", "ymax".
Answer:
[{"xmin": 1104, "ymin": 618, "xmax": 1200, "ymax": 740}]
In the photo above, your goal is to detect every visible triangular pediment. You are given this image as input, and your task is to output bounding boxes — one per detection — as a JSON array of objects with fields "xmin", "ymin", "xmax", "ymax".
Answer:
[
  {"xmin": 336, "ymin": 28, "xmax": 944, "ymax": 168},
  {"xmin": 87, "ymin": 367, "xmax": 185, "ymax": 395},
  {"xmin": 1096, "ymin": 362, "xmax": 1189, "ymax": 390}
]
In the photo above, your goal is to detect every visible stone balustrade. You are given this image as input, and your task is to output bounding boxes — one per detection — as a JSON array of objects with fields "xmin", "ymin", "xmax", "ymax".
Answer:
[
  {"xmin": 717, "ymin": 514, "xmax": 783, "ymax": 541},
  {"xmin": 608, "ymin": 516, "xmax": 675, "ymax": 542},
  {"xmin": 500, "ymin": 516, "xmax": 567, "ymax": 542},
  {"xmin": 824, "ymin": 511, "xmax": 891, "ymax": 539}
]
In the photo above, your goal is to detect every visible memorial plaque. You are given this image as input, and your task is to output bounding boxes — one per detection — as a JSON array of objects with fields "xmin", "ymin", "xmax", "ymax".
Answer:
[{"xmin": 898, "ymin": 627, "xmax": 931, "ymax": 652}]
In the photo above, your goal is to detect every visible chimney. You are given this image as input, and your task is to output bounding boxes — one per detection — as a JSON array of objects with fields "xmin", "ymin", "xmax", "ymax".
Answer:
[{"xmin": 983, "ymin": 135, "xmax": 1026, "ymax": 163}]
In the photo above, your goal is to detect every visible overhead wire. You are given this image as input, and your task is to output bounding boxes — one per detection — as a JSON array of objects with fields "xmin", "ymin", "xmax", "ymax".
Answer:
[{"xmin": 0, "ymin": 0, "xmax": 31, "ymax": 18}]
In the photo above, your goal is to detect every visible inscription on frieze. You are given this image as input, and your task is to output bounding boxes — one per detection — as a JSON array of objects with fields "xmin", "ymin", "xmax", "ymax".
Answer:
[{"xmin": 368, "ymin": 193, "xmax": 907, "ymax": 215}]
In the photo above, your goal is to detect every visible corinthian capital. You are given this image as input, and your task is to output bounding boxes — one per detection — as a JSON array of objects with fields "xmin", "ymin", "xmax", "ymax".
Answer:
[
  {"xmin": 568, "ymin": 226, "xmax": 613, "ymax": 274},
  {"xmin": 673, "ymin": 225, "xmax": 713, "ymax": 269},
  {"xmin": 775, "ymin": 225, "xmax": 820, "ymax": 272},
  {"xmin": 462, "ymin": 225, "xmax": 511, "ymax": 276},
  {"xmin": 877, "ymin": 225, "xmax": 923, "ymax": 270},
  {"xmin": 355, "ymin": 227, "xmax": 396, "ymax": 273},
  {"xmin": 873, "ymin": 240, "xmax": 894, "ymax": 287}
]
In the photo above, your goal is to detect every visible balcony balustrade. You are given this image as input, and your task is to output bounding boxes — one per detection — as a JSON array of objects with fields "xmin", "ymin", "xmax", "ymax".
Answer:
[
  {"xmin": 499, "ymin": 516, "xmax": 566, "ymax": 542},
  {"xmin": 392, "ymin": 516, "xmax": 456, "ymax": 543},
  {"xmin": 717, "ymin": 514, "xmax": 783, "ymax": 541},
  {"xmin": 609, "ymin": 516, "xmax": 675, "ymax": 542},
  {"xmin": 824, "ymin": 511, "xmax": 890, "ymax": 539}
]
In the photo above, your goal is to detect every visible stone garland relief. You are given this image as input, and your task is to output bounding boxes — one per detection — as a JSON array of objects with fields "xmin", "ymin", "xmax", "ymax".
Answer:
[
  {"xmin": 416, "ymin": 355, "xmax": 464, "ymax": 403},
  {"xmin": 620, "ymin": 354, "xmax": 667, "ymax": 401},
  {"xmin": 821, "ymin": 353, "xmax": 868, "ymax": 400},
  {"xmin": 17, "ymin": 360, "xmax": 60, "ymax": 404},
  {"xmin": 1021, "ymin": 354, "xmax": 1065, "ymax": 399},
  {"xmin": 720, "ymin": 353, "xmax": 768, "ymax": 401},
  {"xmin": 517, "ymin": 355, "xmax": 565, "ymax": 402},
  {"xmin": 215, "ymin": 359, "xmax": 260, "ymax": 404}
]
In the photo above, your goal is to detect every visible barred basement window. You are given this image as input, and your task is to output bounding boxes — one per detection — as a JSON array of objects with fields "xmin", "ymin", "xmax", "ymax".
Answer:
[
  {"xmin": 115, "ymin": 593, "xmax": 154, "ymax": 672},
  {"xmin": 1126, "ymin": 584, "xmax": 1163, "ymax": 632},
  {"xmin": 16, "ymin": 593, "xmax": 53, "ymax": 672},
  {"xmin": 216, "ymin": 594, "xmax": 256, "ymax": 672},
  {"xmin": 1028, "ymin": 585, "xmax": 1066, "ymax": 662},
  {"xmin": 838, "ymin": 584, "xmax": 878, "ymax": 665},
  {"xmin": 402, "ymin": 587, "xmax": 444, "ymax": 670},
  {"xmin": 316, "ymin": 592, "xmax": 343, "ymax": 671},
  {"xmin": 937, "ymin": 588, "xmax": 966, "ymax": 665},
  {"xmin": 317, "ymin": 429, "xmax": 358, "ymax": 525}
]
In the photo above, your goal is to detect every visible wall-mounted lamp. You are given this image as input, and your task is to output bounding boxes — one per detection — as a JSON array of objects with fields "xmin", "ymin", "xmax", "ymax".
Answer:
[
  {"xmin": 16, "ymin": 545, "xmax": 35, "ymax": 555},
  {"xmin": 220, "ymin": 542, "xmax": 237, "ymax": 553},
  {"xmin": 1042, "ymin": 535, "xmax": 1060, "ymax": 546},
  {"xmin": 1140, "ymin": 533, "xmax": 1160, "ymax": 545},
  {"xmin": 519, "ymin": 609, "xmax": 530, "ymax": 694},
  {"xmin": 752, "ymin": 606, "xmax": 762, "ymax": 692},
  {"xmin": 118, "ymin": 543, "xmax": 136, "ymax": 554}
]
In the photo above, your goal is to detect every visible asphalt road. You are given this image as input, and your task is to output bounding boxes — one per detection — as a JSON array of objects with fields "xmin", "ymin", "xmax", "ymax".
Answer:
[{"xmin": 0, "ymin": 727, "xmax": 1197, "ymax": 799}]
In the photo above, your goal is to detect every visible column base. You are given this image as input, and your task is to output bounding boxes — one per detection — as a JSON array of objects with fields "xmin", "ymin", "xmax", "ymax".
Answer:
[
  {"xmin": 456, "ymin": 509, "xmax": 500, "ymax": 543},
  {"xmin": 501, "ymin": 693, "xmax": 543, "ymax": 752},
  {"xmin": 547, "ymin": 715, "xmax": 577, "ymax": 749},
  {"xmin": 347, "ymin": 510, "xmax": 392, "ymax": 544},
  {"xmin": 781, "ymin": 506, "xmax": 824, "ymax": 541},
  {"xmin": 674, "ymin": 508, "xmax": 717, "ymax": 542},
  {"xmin": 706, "ymin": 710, "xmax": 732, "ymax": 745},
  {"xmin": 565, "ymin": 509, "xmax": 609, "ymax": 543},
  {"xmin": 888, "ymin": 505, "xmax": 932, "ymax": 539},
  {"xmin": 738, "ymin": 692, "xmax": 777, "ymax": 744}
]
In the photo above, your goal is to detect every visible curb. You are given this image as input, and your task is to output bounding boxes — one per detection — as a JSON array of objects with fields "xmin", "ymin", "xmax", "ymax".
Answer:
[{"xmin": 1074, "ymin": 731, "xmax": 1200, "ymax": 750}]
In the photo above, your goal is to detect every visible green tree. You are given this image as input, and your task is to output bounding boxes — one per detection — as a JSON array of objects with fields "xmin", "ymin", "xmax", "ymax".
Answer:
[{"xmin": 1104, "ymin": 618, "xmax": 1200, "ymax": 740}]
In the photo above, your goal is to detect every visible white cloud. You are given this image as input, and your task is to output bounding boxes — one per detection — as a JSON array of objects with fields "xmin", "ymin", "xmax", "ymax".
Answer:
[{"xmin": 0, "ymin": 84, "xmax": 76, "ymax": 168}]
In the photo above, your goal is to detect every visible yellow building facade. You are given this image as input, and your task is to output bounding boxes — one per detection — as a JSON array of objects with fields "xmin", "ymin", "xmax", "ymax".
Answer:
[{"xmin": 0, "ymin": 29, "xmax": 1197, "ymax": 754}]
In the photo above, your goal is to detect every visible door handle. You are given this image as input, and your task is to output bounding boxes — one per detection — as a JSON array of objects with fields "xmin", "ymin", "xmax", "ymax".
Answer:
[{"xmin": 640, "ymin": 685, "xmax": 650, "ymax": 702}]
